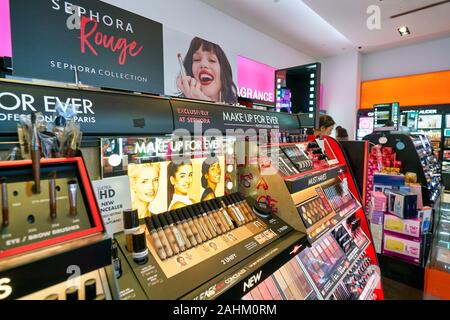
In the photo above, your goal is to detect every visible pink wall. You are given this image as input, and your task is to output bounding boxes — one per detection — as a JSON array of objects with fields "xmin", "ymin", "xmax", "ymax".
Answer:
[
  {"xmin": 237, "ymin": 55, "xmax": 275, "ymax": 104},
  {"xmin": 0, "ymin": 0, "xmax": 11, "ymax": 57}
]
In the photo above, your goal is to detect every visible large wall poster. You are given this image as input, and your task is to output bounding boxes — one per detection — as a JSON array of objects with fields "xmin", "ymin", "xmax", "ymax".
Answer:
[
  {"xmin": 10, "ymin": 0, "xmax": 164, "ymax": 94},
  {"xmin": 163, "ymin": 27, "xmax": 238, "ymax": 105}
]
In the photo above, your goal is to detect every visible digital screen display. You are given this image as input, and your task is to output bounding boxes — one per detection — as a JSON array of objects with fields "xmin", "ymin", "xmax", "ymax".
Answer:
[
  {"xmin": 446, "ymin": 115, "xmax": 450, "ymax": 128},
  {"xmin": 374, "ymin": 103, "xmax": 399, "ymax": 128},
  {"xmin": 401, "ymin": 111, "xmax": 419, "ymax": 130},
  {"xmin": 275, "ymin": 63, "xmax": 320, "ymax": 126}
]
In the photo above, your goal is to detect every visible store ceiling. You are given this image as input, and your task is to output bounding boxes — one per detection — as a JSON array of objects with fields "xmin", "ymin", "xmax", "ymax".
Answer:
[{"xmin": 201, "ymin": 0, "xmax": 450, "ymax": 58}]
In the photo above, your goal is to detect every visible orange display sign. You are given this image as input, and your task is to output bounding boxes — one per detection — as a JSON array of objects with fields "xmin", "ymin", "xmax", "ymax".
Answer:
[{"xmin": 360, "ymin": 70, "xmax": 450, "ymax": 109}]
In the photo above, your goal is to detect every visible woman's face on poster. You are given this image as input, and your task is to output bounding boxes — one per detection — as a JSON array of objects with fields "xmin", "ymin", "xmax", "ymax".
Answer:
[
  {"xmin": 192, "ymin": 46, "xmax": 222, "ymax": 100},
  {"xmin": 136, "ymin": 166, "xmax": 160, "ymax": 203},
  {"xmin": 206, "ymin": 162, "xmax": 221, "ymax": 185},
  {"xmin": 171, "ymin": 164, "xmax": 193, "ymax": 195}
]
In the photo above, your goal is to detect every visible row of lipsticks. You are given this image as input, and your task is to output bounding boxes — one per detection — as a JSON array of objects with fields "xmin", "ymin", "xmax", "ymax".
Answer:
[{"xmin": 123, "ymin": 193, "xmax": 259, "ymax": 264}]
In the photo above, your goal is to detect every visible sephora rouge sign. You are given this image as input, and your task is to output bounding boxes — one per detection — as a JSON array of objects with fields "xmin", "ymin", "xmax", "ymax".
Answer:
[{"xmin": 10, "ymin": 0, "xmax": 164, "ymax": 94}]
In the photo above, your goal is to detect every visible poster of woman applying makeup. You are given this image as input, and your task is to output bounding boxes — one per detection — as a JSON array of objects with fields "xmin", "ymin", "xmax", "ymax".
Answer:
[{"xmin": 164, "ymin": 27, "xmax": 238, "ymax": 105}]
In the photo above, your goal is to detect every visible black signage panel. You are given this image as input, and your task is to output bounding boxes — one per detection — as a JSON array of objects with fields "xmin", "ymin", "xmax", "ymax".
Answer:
[
  {"xmin": 10, "ymin": 0, "xmax": 164, "ymax": 94},
  {"xmin": 171, "ymin": 99, "xmax": 300, "ymax": 134},
  {"xmin": 0, "ymin": 80, "xmax": 173, "ymax": 136}
]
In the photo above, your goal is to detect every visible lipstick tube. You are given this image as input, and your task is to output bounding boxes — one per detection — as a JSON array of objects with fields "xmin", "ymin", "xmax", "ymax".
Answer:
[
  {"xmin": 1, "ymin": 178, "xmax": 9, "ymax": 227},
  {"xmin": 31, "ymin": 113, "xmax": 41, "ymax": 194},
  {"xmin": 68, "ymin": 180, "xmax": 78, "ymax": 217},
  {"xmin": 159, "ymin": 214, "xmax": 181, "ymax": 254},
  {"xmin": 187, "ymin": 206, "xmax": 209, "ymax": 241},
  {"xmin": 48, "ymin": 172, "xmax": 57, "ymax": 221},
  {"xmin": 181, "ymin": 207, "xmax": 203, "ymax": 244},
  {"xmin": 169, "ymin": 211, "xmax": 192, "ymax": 249},
  {"xmin": 152, "ymin": 215, "xmax": 174, "ymax": 258},
  {"xmin": 194, "ymin": 204, "xmax": 214, "ymax": 239},
  {"xmin": 228, "ymin": 195, "xmax": 250, "ymax": 224},
  {"xmin": 145, "ymin": 216, "xmax": 168, "ymax": 260},
  {"xmin": 198, "ymin": 203, "xmax": 218, "ymax": 237},
  {"xmin": 176, "ymin": 209, "xmax": 198, "ymax": 247},
  {"xmin": 123, "ymin": 209, "xmax": 140, "ymax": 252},
  {"xmin": 207, "ymin": 201, "xmax": 229, "ymax": 233},
  {"xmin": 213, "ymin": 198, "xmax": 235, "ymax": 230}
]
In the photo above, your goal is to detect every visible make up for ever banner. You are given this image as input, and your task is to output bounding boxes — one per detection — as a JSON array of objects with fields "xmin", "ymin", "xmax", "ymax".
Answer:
[{"xmin": 10, "ymin": 0, "xmax": 164, "ymax": 94}]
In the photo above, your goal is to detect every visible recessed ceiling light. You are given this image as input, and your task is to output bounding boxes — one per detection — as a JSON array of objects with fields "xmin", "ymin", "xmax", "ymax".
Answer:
[{"xmin": 398, "ymin": 26, "xmax": 410, "ymax": 36}]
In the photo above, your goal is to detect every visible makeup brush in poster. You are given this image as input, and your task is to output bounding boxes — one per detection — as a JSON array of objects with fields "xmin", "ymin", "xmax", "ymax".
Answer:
[{"xmin": 177, "ymin": 53, "xmax": 187, "ymax": 77}]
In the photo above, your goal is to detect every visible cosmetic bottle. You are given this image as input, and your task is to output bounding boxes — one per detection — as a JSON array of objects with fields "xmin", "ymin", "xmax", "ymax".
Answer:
[
  {"xmin": 144, "ymin": 216, "xmax": 168, "ymax": 260},
  {"xmin": 213, "ymin": 198, "xmax": 236, "ymax": 230},
  {"xmin": 165, "ymin": 212, "xmax": 187, "ymax": 251},
  {"xmin": 84, "ymin": 279, "xmax": 97, "ymax": 300},
  {"xmin": 181, "ymin": 207, "xmax": 203, "ymax": 244},
  {"xmin": 187, "ymin": 205, "xmax": 210, "ymax": 241},
  {"xmin": 65, "ymin": 287, "xmax": 79, "ymax": 301},
  {"xmin": 230, "ymin": 193, "xmax": 252, "ymax": 222},
  {"xmin": 132, "ymin": 230, "xmax": 149, "ymax": 265},
  {"xmin": 152, "ymin": 215, "xmax": 174, "ymax": 258},
  {"xmin": 207, "ymin": 200, "xmax": 229, "ymax": 233},
  {"xmin": 45, "ymin": 294, "xmax": 59, "ymax": 300},
  {"xmin": 201, "ymin": 202, "xmax": 221, "ymax": 235},
  {"xmin": 170, "ymin": 210, "xmax": 192, "ymax": 249},
  {"xmin": 176, "ymin": 209, "xmax": 198, "ymax": 247},
  {"xmin": 123, "ymin": 209, "xmax": 139, "ymax": 252},
  {"xmin": 198, "ymin": 203, "xmax": 218, "ymax": 237},
  {"xmin": 1, "ymin": 177, "xmax": 9, "ymax": 227},
  {"xmin": 158, "ymin": 214, "xmax": 181, "ymax": 254},
  {"xmin": 193, "ymin": 204, "xmax": 214, "ymax": 239}
]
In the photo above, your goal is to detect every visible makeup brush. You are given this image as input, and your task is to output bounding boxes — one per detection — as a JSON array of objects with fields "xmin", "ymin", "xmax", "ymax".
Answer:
[{"xmin": 31, "ymin": 113, "xmax": 41, "ymax": 194}]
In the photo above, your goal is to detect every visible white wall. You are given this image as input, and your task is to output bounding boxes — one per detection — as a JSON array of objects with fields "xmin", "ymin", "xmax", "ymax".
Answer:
[
  {"xmin": 321, "ymin": 51, "xmax": 361, "ymax": 139},
  {"xmin": 101, "ymin": 0, "xmax": 314, "ymax": 69},
  {"xmin": 362, "ymin": 36, "xmax": 450, "ymax": 81}
]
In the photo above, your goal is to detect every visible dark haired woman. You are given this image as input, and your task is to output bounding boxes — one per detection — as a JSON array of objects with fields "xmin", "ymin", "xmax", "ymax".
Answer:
[
  {"xmin": 177, "ymin": 37, "xmax": 238, "ymax": 104},
  {"xmin": 201, "ymin": 157, "xmax": 222, "ymax": 201},
  {"xmin": 315, "ymin": 115, "xmax": 336, "ymax": 137},
  {"xmin": 336, "ymin": 127, "xmax": 349, "ymax": 141},
  {"xmin": 168, "ymin": 160, "xmax": 195, "ymax": 211}
]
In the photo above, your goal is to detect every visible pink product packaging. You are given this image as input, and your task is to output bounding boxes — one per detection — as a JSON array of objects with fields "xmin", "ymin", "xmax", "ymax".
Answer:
[
  {"xmin": 383, "ymin": 213, "xmax": 421, "ymax": 239},
  {"xmin": 408, "ymin": 184, "xmax": 423, "ymax": 209},
  {"xmin": 370, "ymin": 211, "xmax": 384, "ymax": 225},
  {"xmin": 383, "ymin": 232, "xmax": 421, "ymax": 264}
]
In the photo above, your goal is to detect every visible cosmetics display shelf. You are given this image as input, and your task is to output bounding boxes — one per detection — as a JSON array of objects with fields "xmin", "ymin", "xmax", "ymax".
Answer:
[
  {"xmin": 0, "ymin": 157, "xmax": 116, "ymax": 300},
  {"xmin": 113, "ymin": 200, "xmax": 308, "ymax": 300},
  {"xmin": 0, "ymin": 234, "xmax": 112, "ymax": 300},
  {"xmin": 358, "ymin": 270, "xmax": 381, "ymax": 300},
  {"xmin": 184, "ymin": 229, "xmax": 308, "ymax": 300},
  {"xmin": 363, "ymin": 132, "xmax": 442, "ymax": 207}
]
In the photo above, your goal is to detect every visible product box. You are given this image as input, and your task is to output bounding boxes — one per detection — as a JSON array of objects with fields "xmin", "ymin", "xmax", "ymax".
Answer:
[
  {"xmin": 386, "ymin": 189, "xmax": 418, "ymax": 219},
  {"xmin": 373, "ymin": 173, "xmax": 405, "ymax": 193},
  {"xmin": 384, "ymin": 213, "xmax": 421, "ymax": 239},
  {"xmin": 383, "ymin": 232, "xmax": 421, "ymax": 265},
  {"xmin": 370, "ymin": 211, "xmax": 384, "ymax": 254},
  {"xmin": 409, "ymin": 184, "xmax": 424, "ymax": 209},
  {"xmin": 419, "ymin": 207, "xmax": 433, "ymax": 234}
]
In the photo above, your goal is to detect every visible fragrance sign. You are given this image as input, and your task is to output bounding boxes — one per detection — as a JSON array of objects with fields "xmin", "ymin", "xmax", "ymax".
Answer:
[{"xmin": 10, "ymin": 0, "xmax": 164, "ymax": 94}]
